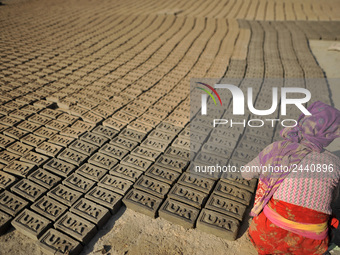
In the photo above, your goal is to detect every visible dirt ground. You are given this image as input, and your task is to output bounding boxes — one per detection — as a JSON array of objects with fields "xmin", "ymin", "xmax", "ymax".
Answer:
[{"xmin": 0, "ymin": 207, "xmax": 257, "ymax": 255}]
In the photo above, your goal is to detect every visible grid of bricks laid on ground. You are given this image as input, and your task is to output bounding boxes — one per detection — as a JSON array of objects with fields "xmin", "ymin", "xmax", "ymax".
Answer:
[{"xmin": 0, "ymin": 0, "xmax": 340, "ymax": 254}]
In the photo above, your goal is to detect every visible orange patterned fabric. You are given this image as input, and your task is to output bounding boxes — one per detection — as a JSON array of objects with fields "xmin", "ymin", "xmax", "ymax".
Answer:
[{"xmin": 248, "ymin": 198, "xmax": 329, "ymax": 254}]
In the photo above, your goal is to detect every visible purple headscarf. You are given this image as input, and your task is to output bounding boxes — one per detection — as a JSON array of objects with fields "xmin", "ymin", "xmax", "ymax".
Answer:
[{"xmin": 251, "ymin": 101, "xmax": 340, "ymax": 216}]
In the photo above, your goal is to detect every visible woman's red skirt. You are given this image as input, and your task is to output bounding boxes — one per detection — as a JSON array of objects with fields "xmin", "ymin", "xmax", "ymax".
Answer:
[{"xmin": 248, "ymin": 198, "xmax": 329, "ymax": 255}]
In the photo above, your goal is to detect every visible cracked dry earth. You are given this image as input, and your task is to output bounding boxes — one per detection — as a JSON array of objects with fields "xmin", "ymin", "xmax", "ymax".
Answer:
[{"xmin": 0, "ymin": 0, "xmax": 340, "ymax": 254}]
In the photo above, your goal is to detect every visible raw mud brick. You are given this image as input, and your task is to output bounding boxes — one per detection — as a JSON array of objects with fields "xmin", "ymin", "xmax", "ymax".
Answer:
[
  {"xmin": 134, "ymin": 175, "xmax": 170, "ymax": 198},
  {"xmin": 60, "ymin": 127, "xmax": 85, "ymax": 138},
  {"xmin": 12, "ymin": 209, "xmax": 51, "ymax": 240},
  {"xmin": 0, "ymin": 190, "xmax": 29, "ymax": 216},
  {"xmin": 207, "ymin": 136, "xmax": 237, "ymax": 150},
  {"xmin": 120, "ymin": 128, "xmax": 146, "ymax": 142},
  {"xmin": 201, "ymin": 143, "xmax": 231, "ymax": 158},
  {"xmin": 58, "ymin": 148, "xmax": 88, "ymax": 167},
  {"xmin": 85, "ymin": 186, "xmax": 122, "ymax": 214},
  {"xmin": 221, "ymin": 172, "xmax": 257, "ymax": 193},
  {"xmin": 145, "ymin": 164, "xmax": 180, "ymax": 185},
  {"xmin": 123, "ymin": 189, "xmax": 162, "ymax": 218},
  {"xmin": 188, "ymin": 123, "xmax": 213, "ymax": 135},
  {"xmin": 43, "ymin": 158, "xmax": 76, "ymax": 177},
  {"xmin": 70, "ymin": 198, "xmax": 110, "ymax": 228},
  {"xmin": 48, "ymin": 184, "xmax": 82, "ymax": 206},
  {"xmin": 7, "ymin": 141, "xmax": 34, "ymax": 156},
  {"xmin": 0, "ymin": 170, "xmax": 17, "ymax": 189},
  {"xmin": 28, "ymin": 169, "xmax": 61, "ymax": 189},
  {"xmin": 0, "ymin": 116, "xmax": 22, "ymax": 126},
  {"xmin": 141, "ymin": 138, "xmax": 168, "ymax": 152},
  {"xmin": 240, "ymin": 134, "xmax": 270, "ymax": 146},
  {"xmin": 28, "ymin": 114, "xmax": 52, "ymax": 125},
  {"xmin": 178, "ymin": 173, "xmax": 215, "ymax": 194},
  {"xmin": 236, "ymin": 141, "xmax": 263, "ymax": 154},
  {"xmin": 57, "ymin": 113, "xmax": 79, "ymax": 125},
  {"xmin": 49, "ymin": 134, "xmax": 75, "ymax": 147},
  {"xmin": 40, "ymin": 108, "xmax": 61, "ymax": 119},
  {"xmin": 4, "ymin": 127, "xmax": 29, "ymax": 140},
  {"xmin": 155, "ymin": 155, "xmax": 188, "ymax": 173},
  {"xmin": 231, "ymin": 150, "xmax": 258, "ymax": 163},
  {"xmin": 164, "ymin": 147, "xmax": 191, "ymax": 161},
  {"xmin": 127, "ymin": 121, "xmax": 153, "ymax": 134},
  {"xmin": 99, "ymin": 144, "xmax": 128, "ymax": 160},
  {"xmin": 0, "ymin": 211, "xmax": 12, "ymax": 235},
  {"xmin": 213, "ymin": 180, "xmax": 252, "ymax": 206},
  {"xmin": 156, "ymin": 122, "xmax": 182, "ymax": 134},
  {"xmin": 21, "ymin": 105, "xmax": 42, "ymax": 113},
  {"xmin": 159, "ymin": 198, "xmax": 199, "ymax": 229},
  {"xmin": 82, "ymin": 111, "xmax": 103, "ymax": 124},
  {"xmin": 76, "ymin": 163, "xmax": 107, "ymax": 182},
  {"xmin": 11, "ymin": 179, "xmax": 47, "ymax": 202},
  {"xmin": 16, "ymin": 121, "xmax": 41, "ymax": 132},
  {"xmin": 168, "ymin": 184, "xmax": 208, "ymax": 209},
  {"xmin": 54, "ymin": 211, "xmax": 97, "ymax": 244},
  {"xmin": 194, "ymin": 151, "xmax": 228, "ymax": 166},
  {"xmin": 210, "ymin": 129, "xmax": 241, "ymax": 141},
  {"xmin": 0, "ymin": 134, "xmax": 15, "ymax": 148},
  {"xmin": 98, "ymin": 174, "xmax": 133, "ymax": 195},
  {"xmin": 72, "ymin": 120, "xmax": 95, "ymax": 132},
  {"xmin": 0, "ymin": 150, "xmax": 20, "ymax": 165},
  {"xmin": 171, "ymin": 137, "xmax": 190, "ymax": 150},
  {"xmin": 205, "ymin": 194, "xmax": 246, "ymax": 221},
  {"xmin": 111, "ymin": 111, "xmax": 136, "ymax": 124},
  {"xmin": 110, "ymin": 136, "xmax": 138, "ymax": 151},
  {"xmin": 31, "ymin": 195, "xmax": 68, "ymax": 221},
  {"xmin": 0, "ymin": 124, "xmax": 8, "ymax": 133},
  {"xmin": 37, "ymin": 142, "xmax": 64, "ymax": 157},
  {"xmin": 88, "ymin": 152, "xmax": 118, "ymax": 170},
  {"xmin": 63, "ymin": 173, "xmax": 95, "ymax": 193},
  {"xmin": 69, "ymin": 140, "xmax": 98, "ymax": 156},
  {"xmin": 45, "ymin": 120, "xmax": 68, "ymax": 132},
  {"xmin": 148, "ymin": 130, "xmax": 176, "ymax": 143},
  {"xmin": 196, "ymin": 208, "xmax": 240, "ymax": 240},
  {"xmin": 35, "ymin": 127, "xmax": 59, "ymax": 139},
  {"xmin": 39, "ymin": 228, "xmax": 83, "ymax": 255},
  {"xmin": 80, "ymin": 132, "xmax": 108, "ymax": 147},
  {"xmin": 121, "ymin": 154, "xmax": 152, "ymax": 171},
  {"xmin": 20, "ymin": 133, "xmax": 46, "ymax": 147},
  {"xmin": 102, "ymin": 117, "xmax": 126, "ymax": 131},
  {"xmin": 3, "ymin": 160, "xmax": 37, "ymax": 177},
  {"xmin": 92, "ymin": 125, "xmax": 118, "ymax": 140},
  {"xmin": 131, "ymin": 146, "xmax": 161, "ymax": 161},
  {"xmin": 109, "ymin": 164, "xmax": 143, "ymax": 182},
  {"xmin": 188, "ymin": 133, "xmax": 208, "ymax": 144}
]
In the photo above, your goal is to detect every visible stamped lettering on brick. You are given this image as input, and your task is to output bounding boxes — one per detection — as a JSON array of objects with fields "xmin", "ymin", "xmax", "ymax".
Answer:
[
  {"xmin": 57, "ymin": 148, "xmax": 88, "ymax": 167},
  {"xmin": 43, "ymin": 158, "xmax": 76, "ymax": 177},
  {"xmin": 54, "ymin": 212, "xmax": 97, "ymax": 244},
  {"xmin": 109, "ymin": 164, "xmax": 143, "ymax": 182},
  {"xmin": 38, "ymin": 228, "xmax": 82, "ymax": 255},
  {"xmin": 31, "ymin": 195, "xmax": 68, "ymax": 221},
  {"xmin": 28, "ymin": 169, "xmax": 61, "ymax": 189},
  {"xmin": 48, "ymin": 184, "xmax": 82, "ymax": 206},
  {"xmin": 168, "ymin": 184, "xmax": 208, "ymax": 209},
  {"xmin": 85, "ymin": 186, "xmax": 122, "ymax": 214},
  {"xmin": 205, "ymin": 194, "xmax": 246, "ymax": 221},
  {"xmin": 88, "ymin": 152, "xmax": 118, "ymax": 170},
  {"xmin": 123, "ymin": 189, "xmax": 162, "ymax": 218},
  {"xmin": 76, "ymin": 163, "xmax": 107, "ymax": 181},
  {"xmin": 196, "ymin": 208, "xmax": 240, "ymax": 240},
  {"xmin": 63, "ymin": 173, "xmax": 95, "ymax": 193},
  {"xmin": 134, "ymin": 175, "xmax": 170, "ymax": 198},
  {"xmin": 145, "ymin": 164, "xmax": 180, "ymax": 185},
  {"xmin": 98, "ymin": 175, "xmax": 133, "ymax": 195},
  {"xmin": 70, "ymin": 198, "xmax": 110, "ymax": 228},
  {"xmin": 121, "ymin": 155, "xmax": 152, "ymax": 171},
  {"xmin": 0, "ymin": 190, "xmax": 29, "ymax": 216},
  {"xmin": 178, "ymin": 173, "xmax": 215, "ymax": 194},
  {"xmin": 11, "ymin": 179, "xmax": 47, "ymax": 202},
  {"xmin": 12, "ymin": 209, "xmax": 51, "ymax": 240},
  {"xmin": 158, "ymin": 198, "xmax": 199, "ymax": 229}
]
